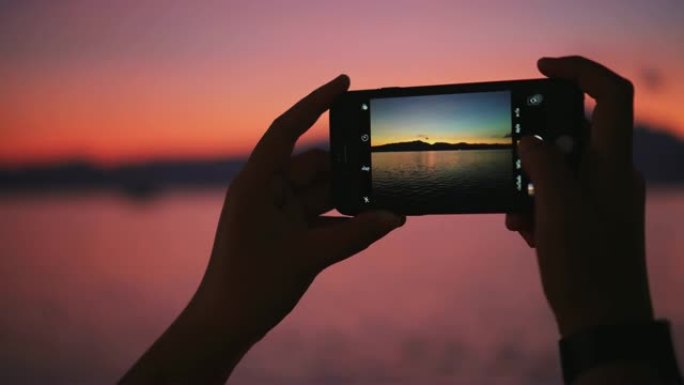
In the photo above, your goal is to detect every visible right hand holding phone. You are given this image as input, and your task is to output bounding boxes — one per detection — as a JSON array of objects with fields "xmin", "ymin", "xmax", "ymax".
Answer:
[{"xmin": 506, "ymin": 56, "xmax": 654, "ymax": 337}]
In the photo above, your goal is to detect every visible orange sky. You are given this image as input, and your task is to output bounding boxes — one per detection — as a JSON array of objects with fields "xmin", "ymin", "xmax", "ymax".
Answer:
[{"xmin": 1, "ymin": 0, "xmax": 683, "ymax": 166}]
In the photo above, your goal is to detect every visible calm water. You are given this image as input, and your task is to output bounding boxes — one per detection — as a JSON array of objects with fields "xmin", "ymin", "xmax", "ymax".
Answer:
[
  {"xmin": 1, "ymin": 189, "xmax": 683, "ymax": 385},
  {"xmin": 372, "ymin": 149, "xmax": 513, "ymax": 213}
]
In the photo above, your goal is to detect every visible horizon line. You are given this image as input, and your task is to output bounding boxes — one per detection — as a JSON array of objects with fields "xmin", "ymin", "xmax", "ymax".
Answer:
[{"xmin": 1, "ymin": 123, "xmax": 680, "ymax": 170}]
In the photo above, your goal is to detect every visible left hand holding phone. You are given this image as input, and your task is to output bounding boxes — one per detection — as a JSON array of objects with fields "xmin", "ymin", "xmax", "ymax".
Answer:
[
  {"xmin": 119, "ymin": 74, "xmax": 405, "ymax": 385},
  {"xmin": 205, "ymin": 73, "xmax": 405, "ymax": 342}
]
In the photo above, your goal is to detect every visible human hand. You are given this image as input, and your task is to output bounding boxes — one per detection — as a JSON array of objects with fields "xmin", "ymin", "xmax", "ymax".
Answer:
[
  {"xmin": 198, "ymin": 74, "xmax": 405, "ymax": 342},
  {"xmin": 120, "ymin": 75, "xmax": 405, "ymax": 385},
  {"xmin": 506, "ymin": 56, "xmax": 653, "ymax": 337}
]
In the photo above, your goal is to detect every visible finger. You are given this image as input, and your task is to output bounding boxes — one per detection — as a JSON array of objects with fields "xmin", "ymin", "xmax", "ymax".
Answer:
[
  {"xmin": 505, "ymin": 213, "xmax": 536, "ymax": 248},
  {"xmin": 518, "ymin": 136, "xmax": 578, "ymax": 210},
  {"xmin": 304, "ymin": 210, "xmax": 405, "ymax": 270},
  {"xmin": 519, "ymin": 230, "xmax": 535, "ymax": 248},
  {"xmin": 537, "ymin": 56, "xmax": 634, "ymax": 165},
  {"xmin": 246, "ymin": 75, "xmax": 350, "ymax": 179},
  {"xmin": 309, "ymin": 216, "xmax": 348, "ymax": 228},
  {"xmin": 299, "ymin": 180, "xmax": 334, "ymax": 217},
  {"xmin": 287, "ymin": 149, "xmax": 330, "ymax": 190},
  {"xmin": 505, "ymin": 212, "xmax": 531, "ymax": 232},
  {"xmin": 505, "ymin": 212, "xmax": 534, "ymax": 234}
]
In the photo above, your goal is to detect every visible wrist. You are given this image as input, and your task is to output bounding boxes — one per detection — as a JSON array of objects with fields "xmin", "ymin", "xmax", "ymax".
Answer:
[
  {"xmin": 559, "ymin": 319, "xmax": 682, "ymax": 385},
  {"xmin": 189, "ymin": 280, "xmax": 266, "ymax": 349},
  {"xmin": 119, "ymin": 283, "xmax": 257, "ymax": 384},
  {"xmin": 550, "ymin": 272, "xmax": 654, "ymax": 337},
  {"xmin": 554, "ymin": 299, "xmax": 654, "ymax": 338}
]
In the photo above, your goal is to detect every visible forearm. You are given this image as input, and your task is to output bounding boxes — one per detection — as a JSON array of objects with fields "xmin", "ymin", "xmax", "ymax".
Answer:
[{"xmin": 119, "ymin": 290, "xmax": 255, "ymax": 385}]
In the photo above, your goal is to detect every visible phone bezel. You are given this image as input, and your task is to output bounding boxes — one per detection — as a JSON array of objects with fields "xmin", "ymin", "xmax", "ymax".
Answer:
[{"xmin": 330, "ymin": 78, "xmax": 584, "ymax": 216}]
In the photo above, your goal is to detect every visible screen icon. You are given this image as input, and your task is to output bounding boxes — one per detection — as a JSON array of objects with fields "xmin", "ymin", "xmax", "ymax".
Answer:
[
  {"xmin": 361, "ymin": 134, "xmax": 369, "ymax": 142},
  {"xmin": 527, "ymin": 94, "xmax": 544, "ymax": 106}
]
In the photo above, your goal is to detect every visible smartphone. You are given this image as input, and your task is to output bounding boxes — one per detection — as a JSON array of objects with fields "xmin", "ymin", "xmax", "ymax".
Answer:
[{"xmin": 330, "ymin": 78, "xmax": 585, "ymax": 215}]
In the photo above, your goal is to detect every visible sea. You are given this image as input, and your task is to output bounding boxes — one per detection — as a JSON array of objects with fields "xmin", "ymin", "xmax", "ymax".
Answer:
[
  {"xmin": 0, "ymin": 189, "xmax": 682, "ymax": 385},
  {"xmin": 372, "ymin": 149, "xmax": 512, "ymax": 212}
]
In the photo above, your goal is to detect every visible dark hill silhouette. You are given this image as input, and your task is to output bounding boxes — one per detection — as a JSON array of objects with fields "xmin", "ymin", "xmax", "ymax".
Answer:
[
  {"xmin": 0, "ymin": 125, "xmax": 682, "ymax": 198},
  {"xmin": 0, "ymin": 158, "xmax": 244, "ymax": 199},
  {"xmin": 371, "ymin": 140, "xmax": 509, "ymax": 152},
  {"xmin": 633, "ymin": 127, "xmax": 684, "ymax": 184}
]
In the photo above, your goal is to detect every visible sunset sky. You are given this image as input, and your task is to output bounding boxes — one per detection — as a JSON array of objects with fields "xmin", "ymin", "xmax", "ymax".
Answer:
[
  {"xmin": 1, "ymin": 0, "xmax": 683, "ymax": 166},
  {"xmin": 371, "ymin": 91, "xmax": 511, "ymax": 146}
]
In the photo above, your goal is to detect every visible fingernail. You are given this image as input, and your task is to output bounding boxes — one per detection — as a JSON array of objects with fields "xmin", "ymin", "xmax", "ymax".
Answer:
[
  {"xmin": 518, "ymin": 136, "xmax": 543, "ymax": 153},
  {"xmin": 334, "ymin": 74, "xmax": 350, "ymax": 85}
]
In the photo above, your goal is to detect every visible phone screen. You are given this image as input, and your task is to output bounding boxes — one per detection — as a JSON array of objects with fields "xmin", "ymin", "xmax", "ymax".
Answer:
[
  {"xmin": 369, "ymin": 91, "xmax": 515, "ymax": 213},
  {"xmin": 331, "ymin": 79, "xmax": 583, "ymax": 215}
]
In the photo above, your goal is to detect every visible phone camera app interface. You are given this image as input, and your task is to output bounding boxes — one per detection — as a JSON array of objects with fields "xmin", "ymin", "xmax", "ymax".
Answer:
[{"xmin": 368, "ymin": 91, "xmax": 513, "ymax": 212}]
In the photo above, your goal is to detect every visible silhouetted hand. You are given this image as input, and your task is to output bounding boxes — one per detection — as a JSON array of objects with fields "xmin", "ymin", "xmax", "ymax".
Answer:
[
  {"xmin": 507, "ymin": 56, "xmax": 653, "ymax": 337},
  {"xmin": 203, "ymin": 74, "xmax": 405, "ymax": 339},
  {"xmin": 120, "ymin": 75, "xmax": 404, "ymax": 385},
  {"xmin": 504, "ymin": 57, "xmax": 661, "ymax": 385}
]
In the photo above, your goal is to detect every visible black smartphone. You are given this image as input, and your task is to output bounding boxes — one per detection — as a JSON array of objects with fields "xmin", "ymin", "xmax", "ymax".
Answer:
[{"xmin": 330, "ymin": 78, "xmax": 585, "ymax": 215}]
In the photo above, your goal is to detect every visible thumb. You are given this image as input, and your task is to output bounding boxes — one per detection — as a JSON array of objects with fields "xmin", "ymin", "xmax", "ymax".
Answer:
[
  {"xmin": 518, "ymin": 136, "xmax": 578, "ymax": 209},
  {"xmin": 306, "ymin": 211, "xmax": 405, "ymax": 270}
]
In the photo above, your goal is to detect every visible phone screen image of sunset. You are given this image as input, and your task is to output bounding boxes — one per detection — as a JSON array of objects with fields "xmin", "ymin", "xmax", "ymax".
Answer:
[{"xmin": 370, "ymin": 92, "xmax": 512, "ymax": 211}]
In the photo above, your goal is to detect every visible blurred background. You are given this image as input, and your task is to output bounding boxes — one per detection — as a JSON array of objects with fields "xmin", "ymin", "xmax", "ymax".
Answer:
[{"xmin": 1, "ymin": 1, "xmax": 683, "ymax": 384}]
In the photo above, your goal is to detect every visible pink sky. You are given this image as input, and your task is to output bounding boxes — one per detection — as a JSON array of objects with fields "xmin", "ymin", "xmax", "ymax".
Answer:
[{"xmin": 2, "ymin": 0, "xmax": 683, "ymax": 165}]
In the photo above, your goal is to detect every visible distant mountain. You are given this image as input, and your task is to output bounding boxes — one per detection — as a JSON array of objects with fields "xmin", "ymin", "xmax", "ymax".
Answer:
[
  {"xmin": 633, "ymin": 126, "xmax": 684, "ymax": 184},
  {"xmin": 0, "ymin": 158, "xmax": 245, "ymax": 198},
  {"xmin": 0, "ymin": 125, "xmax": 681, "ymax": 197},
  {"xmin": 371, "ymin": 140, "xmax": 510, "ymax": 152}
]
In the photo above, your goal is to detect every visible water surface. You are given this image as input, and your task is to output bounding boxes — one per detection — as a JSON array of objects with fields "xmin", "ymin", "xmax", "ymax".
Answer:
[
  {"xmin": 1, "ymin": 189, "xmax": 682, "ymax": 385},
  {"xmin": 372, "ymin": 149, "xmax": 513, "ymax": 212}
]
